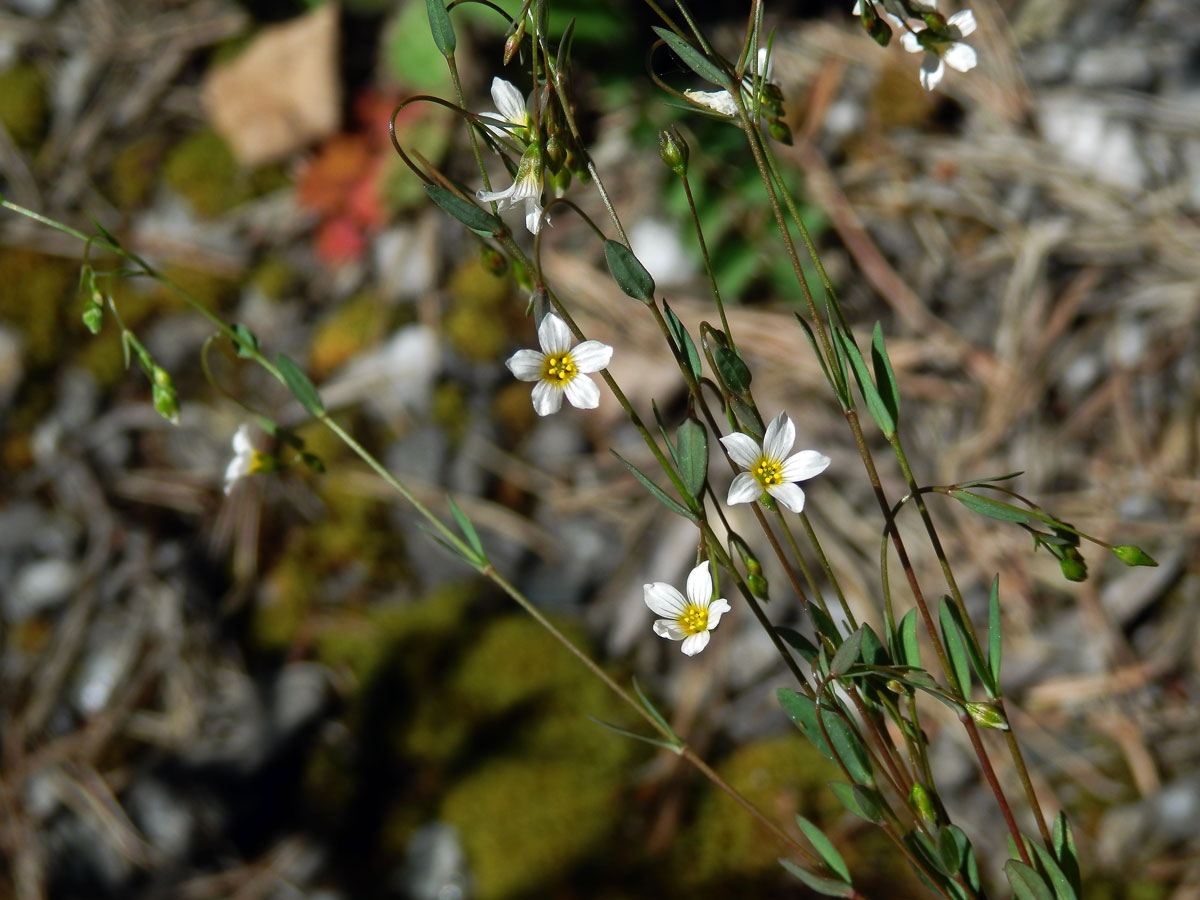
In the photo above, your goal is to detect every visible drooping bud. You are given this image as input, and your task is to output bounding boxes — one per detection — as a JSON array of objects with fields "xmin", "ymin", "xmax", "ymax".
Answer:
[
  {"xmin": 767, "ymin": 119, "xmax": 793, "ymax": 145},
  {"xmin": 965, "ymin": 701, "xmax": 1010, "ymax": 731},
  {"xmin": 909, "ymin": 782, "xmax": 938, "ymax": 823},
  {"xmin": 657, "ymin": 126, "xmax": 690, "ymax": 178},
  {"xmin": 503, "ymin": 19, "xmax": 526, "ymax": 65},
  {"xmin": 1058, "ymin": 548, "xmax": 1088, "ymax": 582},
  {"xmin": 544, "ymin": 133, "xmax": 566, "ymax": 174},
  {"xmin": 747, "ymin": 572, "xmax": 770, "ymax": 600},
  {"xmin": 151, "ymin": 366, "xmax": 180, "ymax": 425},
  {"xmin": 1112, "ymin": 544, "xmax": 1158, "ymax": 567}
]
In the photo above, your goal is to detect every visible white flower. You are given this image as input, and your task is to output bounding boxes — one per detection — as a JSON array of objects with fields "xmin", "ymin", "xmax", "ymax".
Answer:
[
  {"xmin": 223, "ymin": 425, "xmax": 257, "ymax": 494},
  {"xmin": 852, "ymin": 0, "xmax": 906, "ymax": 28},
  {"xmin": 476, "ymin": 144, "xmax": 546, "ymax": 234},
  {"xmin": 505, "ymin": 313, "xmax": 613, "ymax": 416},
  {"xmin": 899, "ymin": 7, "xmax": 977, "ymax": 91},
  {"xmin": 720, "ymin": 411, "xmax": 830, "ymax": 514},
  {"xmin": 684, "ymin": 46, "xmax": 773, "ymax": 118},
  {"xmin": 644, "ymin": 561, "xmax": 732, "ymax": 656},
  {"xmin": 480, "ymin": 76, "xmax": 530, "ymax": 139}
]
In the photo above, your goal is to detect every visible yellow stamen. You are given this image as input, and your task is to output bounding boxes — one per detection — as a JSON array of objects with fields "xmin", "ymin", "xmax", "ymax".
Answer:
[
  {"xmin": 677, "ymin": 604, "xmax": 709, "ymax": 636},
  {"xmin": 541, "ymin": 352, "xmax": 577, "ymax": 387},
  {"xmin": 753, "ymin": 456, "xmax": 784, "ymax": 487}
]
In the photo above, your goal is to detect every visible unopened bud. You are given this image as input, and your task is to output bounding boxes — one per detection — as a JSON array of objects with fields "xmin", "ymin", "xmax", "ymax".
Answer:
[
  {"xmin": 658, "ymin": 127, "xmax": 690, "ymax": 178},
  {"xmin": 1112, "ymin": 544, "xmax": 1158, "ymax": 567},
  {"xmin": 747, "ymin": 572, "xmax": 769, "ymax": 600},
  {"xmin": 965, "ymin": 701, "xmax": 1010, "ymax": 731},
  {"xmin": 544, "ymin": 133, "xmax": 566, "ymax": 173},
  {"xmin": 150, "ymin": 368, "xmax": 180, "ymax": 425},
  {"xmin": 909, "ymin": 782, "xmax": 937, "ymax": 823},
  {"xmin": 82, "ymin": 304, "xmax": 103, "ymax": 334},
  {"xmin": 767, "ymin": 119, "xmax": 793, "ymax": 146},
  {"xmin": 1058, "ymin": 548, "xmax": 1088, "ymax": 582},
  {"xmin": 503, "ymin": 21, "xmax": 525, "ymax": 65}
]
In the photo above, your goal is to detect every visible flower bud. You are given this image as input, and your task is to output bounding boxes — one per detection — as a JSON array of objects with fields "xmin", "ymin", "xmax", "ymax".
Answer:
[
  {"xmin": 909, "ymin": 782, "xmax": 938, "ymax": 823},
  {"xmin": 544, "ymin": 133, "xmax": 566, "ymax": 174},
  {"xmin": 503, "ymin": 21, "xmax": 525, "ymax": 66},
  {"xmin": 151, "ymin": 367, "xmax": 180, "ymax": 425},
  {"xmin": 747, "ymin": 572, "xmax": 769, "ymax": 600},
  {"xmin": 1112, "ymin": 544, "xmax": 1158, "ymax": 567},
  {"xmin": 767, "ymin": 119, "xmax": 793, "ymax": 146},
  {"xmin": 657, "ymin": 127, "xmax": 690, "ymax": 178},
  {"xmin": 965, "ymin": 701, "xmax": 1010, "ymax": 731},
  {"xmin": 82, "ymin": 304, "xmax": 103, "ymax": 335},
  {"xmin": 1058, "ymin": 548, "xmax": 1088, "ymax": 582}
]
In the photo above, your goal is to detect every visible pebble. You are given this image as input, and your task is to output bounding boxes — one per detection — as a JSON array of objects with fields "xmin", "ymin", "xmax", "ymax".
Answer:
[{"xmin": 5, "ymin": 558, "xmax": 77, "ymax": 621}]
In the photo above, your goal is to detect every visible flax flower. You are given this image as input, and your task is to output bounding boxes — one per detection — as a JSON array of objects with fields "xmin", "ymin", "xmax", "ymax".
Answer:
[
  {"xmin": 899, "ymin": 6, "xmax": 978, "ymax": 90},
  {"xmin": 505, "ymin": 313, "xmax": 613, "ymax": 416},
  {"xmin": 476, "ymin": 144, "xmax": 545, "ymax": 234},
  {"xmin": 684, "ymin": 46, "xmax": 772, "ymax": 118},
  {"xmin": 479, "ymin": 76, "xmax": 531, "ymax": 139},
  {"xmin": 223, "ymin": 425, "xmax": 275, "ymax": 494},
  {"xmin": 644, "ymin": 561, "xmax": 731, "ymax": 656},
  {"xmin": 720, "ymin": 412, "xmax": 830, "ymax": 514}
]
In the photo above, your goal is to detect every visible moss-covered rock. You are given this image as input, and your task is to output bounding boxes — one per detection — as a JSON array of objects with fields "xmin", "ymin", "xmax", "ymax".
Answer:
[
  {"xmin": 163, "ymin": 129, "xmax": 248, "ymax": 218},
  {"xmin": 0, "ymin": 63, "xmax": 47, "ymax": 149},
  {"xmin": 0, "ymin": 249, "xmax": 75, "ymax": 367},
  {"xmin": 442, "ymin": 256, "xmax": 512, "ymax": 361}
]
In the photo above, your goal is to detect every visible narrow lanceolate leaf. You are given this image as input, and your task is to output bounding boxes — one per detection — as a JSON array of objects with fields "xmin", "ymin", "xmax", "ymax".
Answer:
[
  {"xmin": 1052, "ymin": 812, "xmax": 1082, "ymax": 897},
  {"xmin": 829, "ymin": 782, "xmax": 884, "ymax": 823},
  {"xmin": 951, "ymin": 489, "xmax": 1031, "ymax": 524},
  {"xmin": 835, "ymin": 329, "xmax": 894, "ymax": 437},
  {"xmin": 675, "ymin": 418, "xmax": 708, "ymax": 500},
  {"xmin": 632, "ymin": 677, "xmax": 677, "ymax": 743},
  {"xmin": 777, "ymin": 690, "xmax": 873, "ymax": 785},
  {"xmin": 776, "ymin": 627, "xmax": 819, "ymax": 663},
  {"xmin": 795, "ymin": 815, "xmax": 851, "ymax": 882},
  {"xmin": 664, "ymin": 301, "xmax": 702, "ymax": 382},
  {"xmin": 937, "ymin": 825, "xmax": 969, "ymax": 875},
  {"xmin": 944, "ymin": 598, "xmax": 995, "ymax": 698},
  {"xmin": 778, "ymin": 860, "xmax": 854, "ymax": 898},
  {"xmin": 446, "ymin": 494, "xmax": 485, "ymax": 561},
  {"xmin": 898, "ymin": 608, "xmax": 921, "ymax": 668},
  {"xmin": 712, "ymin": 345, "xmax": 751, "ymax": 394},
  {"xmin": 958, "ymin": 470, "xmax": 1025, "ymax": 489},
  {"xmin": 795, "ymin": 312, "xmax": 848, "ymax": 406},
  {"xmin": 424, "ymin": 0, "xmax": 455, "ymax": 56},
  {"xmin": 424, "ymin": 183, "xmax": 503, "ymax": 236},
  {"xmin": 610, "ymin": 449, "xmax": 698, "ymax": 522},
  {"xmin": 603, "ymin": 239, "xmax": 655, "ymax": 303},
  {"xmin": 1031, "ymin": 840, "xmax": 1078, "ymax": 900},
  {"xmin": 988, "ymin": 575, "xmax": 1003, "ymax": 691},
  {"xmin": 652, "ymin": 27, "xmax": 730, "ymax": 88},
  {"xmin": 277, "ymin": 354, "xmax": 324, "ymax": 416},
  {"xmin": 1005, "ymin": 860, "xmax": 1056, "ymax": 900},
  {"xmin": 829, "ymin": 625, "xmax": 865, "ymax": 678},
  {"xmin": 871, "ymin": 322, "xmax": 900, "ymax": 429},
  {"xmin": 938, "ymin": 597, "xmax": 972, "ymax": 698},
  {"xmin": 232, "ymin": 323, "xmax": 260, "ymax": 359},
  {"xmin": 587, "ymin": 716, "xmax": 680, "ymax": 752}
]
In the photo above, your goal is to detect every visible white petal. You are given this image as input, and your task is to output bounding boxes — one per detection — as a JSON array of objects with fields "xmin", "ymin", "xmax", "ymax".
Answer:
[
  {"xmin": 685, "ymin": 562, "xmax": 713, "ymax": 608},
  {"xmin": 768, "ymin": 482, "xmax": 807, "ymax": 513},
  {"xmin": 477, "ymin": 184, "xmax": 516, "ymax": 205},
  {"xmin": 231, "ymin": 424, "xmax": 252, "ymax": 454},
  {"xmin": 506, "ymin": 349, "xmax": 544, "ymax": 381},
  {"xmin": 899, "ymin": 29, "xmax": 924, "ymax": 53},
  {"xmin": 706, "ymin": 598, "xmax": 731, "ymax": 629},
  {"xmin": 570, "ymin": 340, "xmax": 613, "ymax": 373},
  {"xmin": 756, "ymin": 46, "xmax": 770, "ymax": 78},
  {"xmin": 537, "ymin": 313, "xmax": 573, "ymax": 354},
  {"xmin": 684, "ymin": 89, "xmax": 738, "ymax": 117},
  {"xmin": 762, "ymin": 412, "xmax": 795, "ymax": 462},
  {"xmin": 224, "ymin": 456, "xmax": 250, "ymax": 494},
  {"xmin": 719, "ymin": 432, "xmax": 762, "ymax": 469},
  {"xmin": 530, "ymin": 380, "xmax": 563, "ymax": 416},
  {"xmin": 524, "ymin": 197, "xmax": 544, "ymax": 234},
  {"xmin": 852, "ymin": 0, "xmax": 861, "ymax": 13},
  {"xmin": 563, "ymin": 374, "xmax": 600, "ymax": 410},
  {"xmin": 681, "ymin": 631, "xmax": 711, "ymax": 656},
  {"xmin": 645, "ymin": 583, "xmax": 688, "ymax": 618},
  {"xmin": 780, "ymin": 449, "xmax": 831, "ymax": 483},
  {"xmin": 919, "ymin": 54, "xmax": 945, "ymax": 90},
  {"xmin": 490, "ymin": 76, "xmax": 527, "ymax": 123},
  {"xmin": 942, "ymin": 41, "xmax": 977, "ymax": 72},
  {"xmin": 726, "ymin": 472, "xmax": 763, "ymax": 506},
  {"xmin": 947, "ymin": 9, "xmax": 976, "ymax": 37},
  {"xmin": 654, "ymin": 619, "xmax": 688, "ymax": 641}
]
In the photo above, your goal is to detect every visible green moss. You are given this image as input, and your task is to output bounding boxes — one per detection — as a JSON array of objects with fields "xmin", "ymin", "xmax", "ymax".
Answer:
[
  {"xmin": 442, "ymin": 257, "xmax": 512, "ymax": 361},
  {"xmin": 0, "ymin": 63, "xmax": 47, "ymax": 149},
  {"xmin": 431, "ymin": 380, "xmax": 470, "ymax": 443},
  {"xmin": 0, "ymin": 250, "xmax": 75, "ymax": 366},
  {"xmin": 108, "ymin": 136, "xmax": 168, "ymax": 210},
  {"xmin": 308, "ymin": 293, "xmax": 388, "ymax": 379},
  {"xmin": 163, "ymin": 129, "xmax": 248, "ymax": 217},
  {"xmin": 441, "ymin": 758, "xmax": 621, "ymax": 900},
  {"xmin": 249, "ymin": 256, "xmax": 295, "ymax": 300},
  {"xmin": 251, "ymin": 553, "xmax": 313, "ymax": 651}
]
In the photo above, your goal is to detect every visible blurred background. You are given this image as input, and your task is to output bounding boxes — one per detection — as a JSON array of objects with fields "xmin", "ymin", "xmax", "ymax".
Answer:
[{"xmin": 1, "ymin": 0, "xmax": 1198, "ymax": 897}]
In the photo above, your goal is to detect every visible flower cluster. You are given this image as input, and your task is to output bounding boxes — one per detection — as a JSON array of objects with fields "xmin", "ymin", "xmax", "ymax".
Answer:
[{"xmin": 854, "ymin": 0, "xmax": 978, "ymax": 90}]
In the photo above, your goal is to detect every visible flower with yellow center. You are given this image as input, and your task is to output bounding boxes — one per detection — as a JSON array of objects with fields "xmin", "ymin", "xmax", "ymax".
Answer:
[
  {"xmin": 223, "ymin": 424, "xmax": 275, "ymax": 494},
  {"xmin": 720, "ymin": 411, "xmax": 830, "ymax": 513},
  {"xmin": 644, "ymin": 561, "xmax": 731, "ymax": 656},
  {"xmin": 505, "ymin": 313, "xmax": 613, "ymax": 416}
]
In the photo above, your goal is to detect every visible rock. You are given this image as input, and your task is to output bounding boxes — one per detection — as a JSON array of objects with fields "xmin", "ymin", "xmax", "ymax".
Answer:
[{"xmin": 5, "ymin": 557, "xmax": 77, "ymax": 621}]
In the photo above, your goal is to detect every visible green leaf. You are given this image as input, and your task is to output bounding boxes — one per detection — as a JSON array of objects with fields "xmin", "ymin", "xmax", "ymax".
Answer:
[
  {"xmin": 231, "ymin": 323, "xmax": 259, "ymax": 359},
  {"xmin": 937, "ymin": 825, "xmax": 969, "ymax": 875},
  {"xmin": 794, "ymin": 312, "xmax": 848, "ymax": 405},
  {"xmin": 652, "ymin": 27, "xmax": 730, "ymax": 88},
  {"xmin": 952, "ymin": 490, "xmax": 1031, "ymax": 524},
  {"xmin": 795, "ymin": 815, "xmax": 850, "ymax": 882},
  {"xmin": 419, "ymin": 524, "xmax": 483, "ymax": 568},
  {"xmin": 446, "ymin": 494, "xmax": 485, "ymax": 561},
  {"xmin": 276, "ymin": 353, "xmax": 324, "ymax": 416},
  {"xmin": 776, "ymin": 627, "xmax": 819, "ymax": 663},
  {"xmin": 712, "ymin": 345, "xmax": 751, "ymax": 394},
  {"xmin": 958, "ymin": 471, "xmax": 1025, "ymax": 489},
  {"xmin": 424, "ymin": 0, "xmax": 455, "ymax": 56},
  {"xmin": 938, "ymin": 597, "xmax": 972, "ymax": 698},
  {"xmin": 829, "ymin": 782, "xmax": 884, "ymax": 823},
  {"xmin": 424, "ymin": 183, "xmax": 503, "ymax": 235},
  {"xmin": 675, "ymin": 418, "xmax": 708, "ymax": 500},
  {"xmin": 871, "ymin": 322, "xmax": 900, "ymax": 429},
  {"xmin": 829, "ymin": 625, "xmax": 865, "ymax": 678},
  {"xmin": 835, "ymin": 329, "xmax": 894, "ymax": 437},
  {"xmin": 1005, "ymin": 860, "xmax": 1056, "ymax": 900},
  {"xmin": 603, "ymin": 240, "xmax": 655, "ymax": 303},
  {"xmin": 1031, "ymin": 839, "xmax": 1078, "ymax": 900},
  {"xmin": 988, "ymin": 575, "xmax": 1003, "ymax": 691},
  {"xmin": 1052, "ymin": 812, "xmax": 1081, "ymax": 896},
  {"xmin": 898, "ymin": 608, "xmax": 921, "ymax": 668},
  {"xmin": 664, "ymin": 301, "xmax": 701, "ymax": 382},
  {"xmin": 610, "ymin": 449, "xmax": 698, "ymax": 521},
  {"xmin": 778, "ymin": 860, "xmax": 855, "ymax": 897},
  {"xmin": 587, "ymin": 716, "xmax": 680, "ymax": 752},
  {"xmin": 632, "ymin": 677, "xmax": 677, "ymax": 742},
  {"xmin": 945, "ymin": 598, "xmax": 995, "ymax": 698},
  {"xmin": 777, "ymin": 690, "xmax": 873, "ymax": 785}
]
